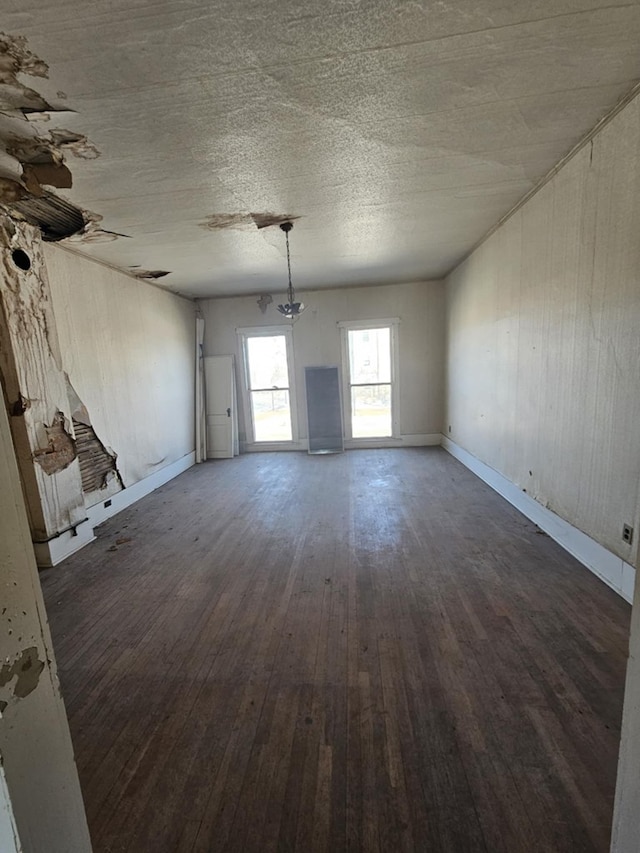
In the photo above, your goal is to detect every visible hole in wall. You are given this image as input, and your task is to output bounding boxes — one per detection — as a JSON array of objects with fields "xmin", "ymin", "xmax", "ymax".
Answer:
[{"xmin": 11, "ymin": 248, "xmax": 31, "ymax": 270}]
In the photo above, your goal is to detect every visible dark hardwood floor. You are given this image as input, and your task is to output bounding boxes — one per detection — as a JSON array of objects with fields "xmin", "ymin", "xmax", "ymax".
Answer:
[{"xmin": 40, "ymin": 448, "xmax": 631, "ymax": 852}]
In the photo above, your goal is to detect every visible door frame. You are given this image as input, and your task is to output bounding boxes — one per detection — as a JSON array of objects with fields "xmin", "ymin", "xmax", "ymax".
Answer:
[
  {"xmin": 236, "ymin": 325, "xmax": 299, "ymax": 449},
  {"xmin": 204, "ymin": 354, "xmax": 238, "ymax": 459},
  {"xmin": 338, "ymin": 318, "xmax": 400, "ymax": 444}
]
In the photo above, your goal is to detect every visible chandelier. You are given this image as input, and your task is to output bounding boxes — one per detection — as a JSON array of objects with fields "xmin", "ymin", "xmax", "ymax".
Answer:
[{"xmin": 277, "ymin": 221, "xmax": 305, "ymax": 319}]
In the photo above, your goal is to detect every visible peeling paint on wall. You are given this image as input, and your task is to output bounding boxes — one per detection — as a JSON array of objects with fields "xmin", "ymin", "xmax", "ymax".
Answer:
[
  {"xmin": 32, "ymin": 411, "xmax": 77, "ymax": 475},
  {"xmin": 0, "ymin": 217, "xmax": 86, "ymax": 540},
  {"xmin": 10, "ymin": 393, "xmax": 30, "ymax": 416},
  {"xmin": 0, "ymin": 647, "xmax": 44, "ymax": 702}
]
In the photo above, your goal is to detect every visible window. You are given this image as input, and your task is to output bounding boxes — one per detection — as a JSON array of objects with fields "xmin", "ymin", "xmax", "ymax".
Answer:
[
  {"xmin": 340, "ymin": 320, "xmax": 399, "ymax": 440},
  {"xmin": 238, "ymin": 327, "xmax": 295, "ymax": 444}
]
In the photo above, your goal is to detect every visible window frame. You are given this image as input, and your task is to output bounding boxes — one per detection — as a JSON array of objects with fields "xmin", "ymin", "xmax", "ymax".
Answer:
[
  {"xmin": 338, "ymin": 318, "xmax": 400, "ymax": 443},
  {"xmin": 236, "ymin": 325, "xmax": 298, "ymax": 447}
]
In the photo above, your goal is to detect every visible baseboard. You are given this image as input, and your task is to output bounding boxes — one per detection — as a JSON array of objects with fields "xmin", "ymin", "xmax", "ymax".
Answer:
[
  {"xmin": 33, "ymin": 521, "xmax": 96, "ymax": 568},
  {"xmin": 240, "ymin": 434, "xmax": 441, "ymax": 453},
  {"xmin": 441, "ymin": 436, "xmax": 635, "ymax": 604},
  {"xmin": 86, "ymin": 452, "xmax": 196, "ymax": 529},
  {"xmin": 242, "ymin": 441, "xmax": 307, "ymax": 453},
  {"xmin": 344, "ymin": 434, "xmax": 442, "ymax": 450},
  {"xmin": 35, "ymin": 452, "xmax": 196, "ymax": 568}
]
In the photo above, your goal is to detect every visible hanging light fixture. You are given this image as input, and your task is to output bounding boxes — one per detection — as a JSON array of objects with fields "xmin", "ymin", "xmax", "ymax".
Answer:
[{"xmin": 277, "ymin": 221, "xmax": 305, "ymax": 319}]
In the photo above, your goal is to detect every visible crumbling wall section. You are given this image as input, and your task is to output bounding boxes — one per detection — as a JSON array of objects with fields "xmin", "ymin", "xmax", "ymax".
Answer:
[{"xmin": 0, "ymin": 216, "xmax": 85, "ymax": 540}]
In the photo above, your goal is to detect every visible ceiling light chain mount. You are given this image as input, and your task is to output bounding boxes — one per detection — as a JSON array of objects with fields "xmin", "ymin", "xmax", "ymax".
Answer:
[{"xmin": 277, "ymin": 221, "xmax": 305, "ymax": 319}]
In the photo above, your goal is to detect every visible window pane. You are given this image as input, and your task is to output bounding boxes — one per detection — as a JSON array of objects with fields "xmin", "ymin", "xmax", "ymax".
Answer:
[
  {"xmin": 251, "ymin": 390, "xmax": 292, "ymax": 441},
  {"xmin": 351, "ymin": 385, "xmax": 391, "ymax": 438},
  {"xmin": 348, "ymin": 327, "xmax": 391, "ymax": 384},
  {"xmin": 246, "ymin": 336, "xmax": 289, "ymax": 390}
]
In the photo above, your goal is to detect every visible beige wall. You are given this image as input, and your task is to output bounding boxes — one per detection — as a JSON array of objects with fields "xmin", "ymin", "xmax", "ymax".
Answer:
[
  {"xmin": 200, "ymin": 280, "xmax": 445, "ymax": 447},
  {"xmin": 46, "ymin": 247, "xmax": 196, "ymax": 496},
  {"xmin": 445, "ymin": 94, "xmax": 640, "ymax": 567}
]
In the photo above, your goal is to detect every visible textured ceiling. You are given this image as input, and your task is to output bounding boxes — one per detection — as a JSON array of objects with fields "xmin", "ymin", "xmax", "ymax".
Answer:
[{"xmin": 2, "ymin": 1, "xmax": 640, "ymax": 297}]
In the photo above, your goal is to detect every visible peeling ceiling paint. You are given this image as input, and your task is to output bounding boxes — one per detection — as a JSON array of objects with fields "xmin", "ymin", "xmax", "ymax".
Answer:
[{"xmin": 1, "ymin": 2, "xmax": 640, "ymax": 296}]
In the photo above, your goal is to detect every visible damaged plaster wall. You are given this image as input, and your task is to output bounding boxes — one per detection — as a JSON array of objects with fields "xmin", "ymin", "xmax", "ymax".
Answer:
[
  {"xmin": 0, "ymin": 384, "xmax": 91, "ymax": 852},
  {"xmin": 0, "ymin": 217, "xmax": 85, "ymax": 540},
  {"xmin": 45, "ymin": 245, "xmax": 195, "ymax": 495},
  {"xmin": 66, "ymin": 374, "xmax": 124, "ymax": 506}
]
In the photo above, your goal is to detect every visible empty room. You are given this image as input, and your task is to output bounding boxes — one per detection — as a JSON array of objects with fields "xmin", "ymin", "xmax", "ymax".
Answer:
[{"xmin": 1, "ymin": 2, "xmax": 640, "ymax": 852}]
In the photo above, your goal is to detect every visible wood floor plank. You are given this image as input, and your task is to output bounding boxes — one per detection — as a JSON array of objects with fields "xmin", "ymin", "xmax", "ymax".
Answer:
[{"xmin": 40, "ymin": 448, "xmax": 631, "ymax": 852}]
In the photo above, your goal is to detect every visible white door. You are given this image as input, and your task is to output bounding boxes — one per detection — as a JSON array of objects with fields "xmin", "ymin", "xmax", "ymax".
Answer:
[{"xmin": 204, "ymin": 355, "xmax": 236, "ymax": 459}]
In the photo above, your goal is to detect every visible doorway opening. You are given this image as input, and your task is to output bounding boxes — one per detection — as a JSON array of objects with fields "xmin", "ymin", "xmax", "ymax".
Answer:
[
  {"xmin": 239, "ymin": 327, "xmax": 295, "ymax": 444},
  {"xmin": 340, "ymin": 320, "xmax": 398, "ymax": 440}
]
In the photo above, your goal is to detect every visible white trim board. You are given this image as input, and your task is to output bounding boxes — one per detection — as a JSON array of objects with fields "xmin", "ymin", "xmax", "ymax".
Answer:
[
  {"xmin": 34, "ymin": 451, "xmax": 196, "ymax": 567},
  {"xmin": 441, "ymin": 436, "xmax": 635, "ymax": 604},
  {"xmin": 86, "ymin": 451, "xmax": 196, "ymax": 529},
  {"xmin": 241, "ymin": 434, "xmax": 441, "ymax": 453},
  {"xmin": 345, "ymin": 433, "xmax": 441, "ymax": 450}
]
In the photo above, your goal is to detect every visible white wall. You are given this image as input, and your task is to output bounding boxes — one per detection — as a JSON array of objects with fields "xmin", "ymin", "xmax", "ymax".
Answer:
[
  {"xmin": 445, "ymin": 93, "xmax": 640, "ymax": 568},
  {"xmin": 0, "ymin": 389, "xmax": 91, "ymax": 852},
  {"xmin": 45, "ymin": 247, "xmax": 196, "ymax": 494},
  {"xmin": 613, "ymin": 566, "xmax": 640, "ymax": 853},
  {"xmin": 200, "ymin": 281, "xmax": 444, "ymax": 448}
]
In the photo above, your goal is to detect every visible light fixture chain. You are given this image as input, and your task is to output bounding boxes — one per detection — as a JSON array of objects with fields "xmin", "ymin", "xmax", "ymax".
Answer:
[{"xmin": 285, "ymin": 228, "xmax": 294, "ymax": 302}]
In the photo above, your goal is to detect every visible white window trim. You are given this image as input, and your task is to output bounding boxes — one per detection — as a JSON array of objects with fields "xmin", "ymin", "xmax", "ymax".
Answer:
[
  {"xmin": 236, "ymin": 325, "xmax": 299, "ymax": 447},
  {"xmin": 339, "ymin": 319, "xmax": 400, "ymax": 442}
]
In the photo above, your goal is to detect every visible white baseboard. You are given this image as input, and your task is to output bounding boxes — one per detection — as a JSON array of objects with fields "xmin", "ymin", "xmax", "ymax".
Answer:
[
  {"xmin": 86, "ymin": 452, "xmax": 196, "ymax": 529},
  {"xmin": 242, "ymin": 441, "xmax": 307, "ymax": 453},
  {"xmin": 35, "ymin": 452, "xmax": 196, "ymax": 568},
  {"xmin": 441, "ymin": 436, "xmax": 635, "ymax": 604},
  {"xmin": 241, "ymin": 434, "xmax": 441, "ymax": 453},
  {"xmin": 33, "ymin": 521, "xmax": 96, "ymax": 568},
  {"xmin": 345, "ymin": 433, "xmax": 441, "ymax": 449}
]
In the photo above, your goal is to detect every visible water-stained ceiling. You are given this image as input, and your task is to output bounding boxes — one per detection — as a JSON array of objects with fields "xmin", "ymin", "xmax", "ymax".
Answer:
[{"xmin": 2, "ymin": 1, "xmax": 640, "ymax": 297}]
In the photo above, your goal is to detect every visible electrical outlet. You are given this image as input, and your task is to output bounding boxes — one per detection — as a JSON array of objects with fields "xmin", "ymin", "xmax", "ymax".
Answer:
[{"xmin": 622, "ymin": 523, "xmax": 633, "ymax": 545}]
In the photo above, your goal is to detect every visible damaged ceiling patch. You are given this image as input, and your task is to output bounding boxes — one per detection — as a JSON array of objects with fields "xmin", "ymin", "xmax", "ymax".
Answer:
[
  {"xmin": 200, "ymin": 213, "xmax": 252, "ymax": 231},
  {"xmin": 130, "ymin": 267, "xmax": 171, "ymax": 280},
  {"xmin": 8, "ymin": 192, "xmax": 86, "ymax": 241},
  {"xmin": 7, "ymin": 127, "xmax": 100, "ymax": 196},
  {"xmin": 0, "ymin": 32, "xmax": 108, "ymax": 244},
  {"xmin": 48, "ymin": 129, "xmax": 100, "ymax": 160},
  {"xmin": 63, "ymin": 210, "xmax": 130, "ymax": 244},
  {"xmin": 250, "ymin": 212, "xmax": 300, "ymax": 229},
  {"xmin": 0, "ymin": 31, "xmax": 51, "ymax": 114},
  {"xmin": 200, "ymin": 212, "xmax": 299, "ymax": 231}
]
